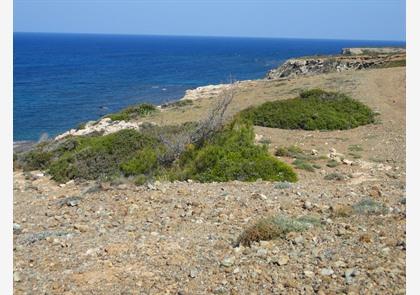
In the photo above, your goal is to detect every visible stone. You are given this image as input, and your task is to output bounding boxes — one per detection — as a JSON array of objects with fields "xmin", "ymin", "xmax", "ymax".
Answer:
[
  {"xmin": 13, "ymin": 272, "xmax": 22, "ymax": 282},
  {"xmin": 189, "ymin": 269, "xmax": 198, "ymax": 278},
  {"xmin": 304, "ymin": 270, "xmax": 315, "ymax": 278},
  {"xmin": 303, "ymin": 201, "xmax": 313, "ymax": 210},
  {"xmin": 276, "ymin": 255, "xmax": 289, "ymax": 266},
  {"xmin": 343, "ymin": 159, "xmax": 353, "ymax": 165},
  {"xmin": 221, "ymin": 256, "xmax": 235, "ymax": 267},
  {"xmin": 345, "ymin": 268, "xmax": 357, "ymax": 284},
  {"xmin": 13, "ymin": 223, "xmax": 22, "ymax": 235},
  {"xmin": 320, "ymin": 268, "xmax": 334, "ymax": 276}
]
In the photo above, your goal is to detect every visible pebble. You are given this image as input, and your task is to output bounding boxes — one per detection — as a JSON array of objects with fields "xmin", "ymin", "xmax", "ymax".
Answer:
[
  {"xmin": 13, "ymin": 223, "xmax": 22, "ymax": 235},
  {"xmin": 304, "ymin": 270, "xmax": 315, "ymax": 278},
  {"xmin": 303, "ymin": 201, "xmax": 313, "ymax": 210},
  {"xmin": 13, "ymin": 272, "xmax": 22, "ymax": 282},
  {"xmin": 320, "ymin": 268, "xmax": 334, "ymax": 276},
  {"xmin": 221, "ymin": 256, "xmax": 235, "ymax": 267},
  {"xmin": 276, "ymin": 255, "xmax": 289, "ymax": 266},
  {"xmin": 345, "ymin": 268, "xmax": 357, "ymax": 284},
  {"xmin": 189, "ymin": 269, "xmax": 198, "ymax": 278}
]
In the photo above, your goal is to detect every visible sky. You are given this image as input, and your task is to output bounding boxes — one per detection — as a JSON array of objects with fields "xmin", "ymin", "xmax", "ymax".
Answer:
[{"xmin": 14, "ymin": 0, "xmax": 406, "ymax": 41}]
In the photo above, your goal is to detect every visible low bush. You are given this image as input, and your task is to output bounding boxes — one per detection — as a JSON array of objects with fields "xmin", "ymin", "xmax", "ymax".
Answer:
[
  {"xmin": 179, "ymin": 120, "xmax": 297, "ymax": 182},
  {"xmin": 16, "ymin": 119, "xmax": 297, "ymax": 184},
  {"xmin": 324, "ymin": 172, "xmax": 345, "ymax": 181},
  {"xmin": 292, "ymin": 159, "xmax": 315, "ymax": 172},
  {"xmin": 161, "ymin": 99, "xmax": 193, "ymax": 109},
  {"xmin": 352, "ymin": 199, "xmax": 388, "ymax": 215},
  {"xmin": 48, "ymin": 129, "xmax": 161, "ymax": 182},
  {"xmin": 236, "ymin": 214, "xmax": 319, "ymax": 247},
  {"xmin": 326, "ymin": 160, "xmax": 340, "ymax": 168},
  {"xmin": 240, "ymin": 89, "xmax": 375, "ymax": 130},
  {"xmin": 106, "ymin": 103, "xmax": 157, "ymax": 121}
]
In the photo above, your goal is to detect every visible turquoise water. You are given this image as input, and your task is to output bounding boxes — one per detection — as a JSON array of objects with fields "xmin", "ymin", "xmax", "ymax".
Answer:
[{"xmin": 13, "ymin": 33, "xmax": 405, "ymax": 141}]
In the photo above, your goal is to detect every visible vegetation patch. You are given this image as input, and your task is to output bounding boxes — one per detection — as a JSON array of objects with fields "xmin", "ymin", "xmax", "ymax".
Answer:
[
  {"xmin": 236, "ymin": 214, "xmax": 319, "ymax": 247},
  {"xmin": 106, "ymin": 103, "xmax": 157, "ymax": 121},
  {"xmin": 161, "ymin": 99, "xmax": 193, "ymax": 109},
  {"xmin": 179, "ymin": 120, "xmax": 297, "ymax": 182},
  {"xmin": 240, "ymin": 89, "xmax": 375, "ymax": 130},
  {"xmin": 324, "ymin": 172, "xmax": 345, "ymax": 181},
  {"xmin": 16, "ymin": 120, "xmax": 297, "ymax": 184},
  {"xmin": 348, "ymin": 144, "xmax": 363, "ymax": 152},
  {"xmin": 326, "ymin": 160, "xmax": 340, "ymax": 168},
  {"xmin": 352, "ymin": 199, "xmax": 388, "ymax": 215},
  {"xmin": 292, "ymin": 159, "xmax": 315, "ymax": 172}
]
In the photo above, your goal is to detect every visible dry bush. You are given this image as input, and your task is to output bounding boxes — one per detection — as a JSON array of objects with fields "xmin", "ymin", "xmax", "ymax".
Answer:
[{"xmin": 159, "ymin": 83, "xmax": 235, "ymax": 164}]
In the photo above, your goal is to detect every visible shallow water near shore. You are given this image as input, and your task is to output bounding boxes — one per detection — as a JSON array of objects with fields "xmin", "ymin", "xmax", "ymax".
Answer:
[{"xmin": 13, "ymin": 32, "xmax": 404, "ymax": 141}]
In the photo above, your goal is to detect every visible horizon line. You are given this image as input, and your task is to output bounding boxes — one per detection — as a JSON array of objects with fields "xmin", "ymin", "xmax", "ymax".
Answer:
[{"xmin": 13, "ymin": 31, "xmax": 406, "ymax": 43}]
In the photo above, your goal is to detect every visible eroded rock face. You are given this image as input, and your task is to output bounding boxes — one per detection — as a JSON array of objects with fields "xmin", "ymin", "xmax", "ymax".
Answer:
[
  {"xmin": 54, "ymin": 118, "xmax": 141, "ymax": 140},
  {"xmin": 341, "ymin": 47, "xmax": 405, "ymax": 55},
  {"xmin": 266, "ymin": 50, "xmax": 405, "ymax": 79}
]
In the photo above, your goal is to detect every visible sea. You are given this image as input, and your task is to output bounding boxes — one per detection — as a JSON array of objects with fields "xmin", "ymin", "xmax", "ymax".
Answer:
[{"xmin": 13, "ymin": 32, "xmax": 405, "ymax": 141}]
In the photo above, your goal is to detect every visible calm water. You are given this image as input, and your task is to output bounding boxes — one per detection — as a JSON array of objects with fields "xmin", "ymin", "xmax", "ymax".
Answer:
[{"xmin": 13, "ymin": 33, "xmax": 405, "ymax": 141}]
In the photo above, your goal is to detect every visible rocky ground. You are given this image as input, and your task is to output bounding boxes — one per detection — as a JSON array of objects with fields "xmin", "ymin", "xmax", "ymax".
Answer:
[{"xmin": 13, "ymin": 65, "xmax": 406, "ymax": 294}]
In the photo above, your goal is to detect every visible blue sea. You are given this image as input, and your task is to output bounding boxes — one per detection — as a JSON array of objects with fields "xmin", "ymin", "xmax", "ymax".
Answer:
[{"xmin": 13, "ymin": 33, "xmax": 405, "ymax": 141}]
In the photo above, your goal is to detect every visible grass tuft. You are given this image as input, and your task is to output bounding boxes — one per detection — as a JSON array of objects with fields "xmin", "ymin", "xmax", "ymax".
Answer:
[{"xmin": 236, "ymin": 214, "xmax": 318, "ymax": 247}]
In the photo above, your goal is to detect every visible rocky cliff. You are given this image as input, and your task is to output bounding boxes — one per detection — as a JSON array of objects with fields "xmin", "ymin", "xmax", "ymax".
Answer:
[{"xmin": 266, "ymin": 48, "xmax": 405, "ymax": 79}]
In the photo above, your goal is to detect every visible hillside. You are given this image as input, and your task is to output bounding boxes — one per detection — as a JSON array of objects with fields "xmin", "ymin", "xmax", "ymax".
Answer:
[{"xmin": 13, "ymin": 58, "xmax": 406, "ymax": 293}]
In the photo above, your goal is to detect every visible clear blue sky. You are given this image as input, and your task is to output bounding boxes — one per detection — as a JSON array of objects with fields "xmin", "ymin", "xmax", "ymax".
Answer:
[{"xmin": 14, "ymin": 0, "xmax": 405, "ymax": 41}]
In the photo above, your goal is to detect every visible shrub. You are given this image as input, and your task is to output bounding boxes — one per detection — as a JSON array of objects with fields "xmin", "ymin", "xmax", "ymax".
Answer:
[
  {"xmin": 48, "ymin": 129, "xmax": 160, "ymax": 182},
  {"xmin": 236, "ymin": 214, "xmax": 318, "ymax": 247},
  {"xmin": 352, "ymin": 199, "xmax": 388, "ymax": 215},
  {"xmin": 292, "ymin": 159, "xmax": 315, "ymax": 172},
  {"xmin": 324, "ymin": 172, "xmax": 345, "ymax": 181},
  {"xmin": 348, "ymin": 144, "xmax": 363, "ymax": 152},
  {"xmin": 120, "ymin": 147, "xmax": 159, "ymax": 176},
  {"xmin": 240, "ymin": 89, "xmax": 375, "ymax": 130},
  {"xmin": 161, "ymin": 99, "xmax": 193, "ymax": 109},
  {"xmin": 180, "ymin": 120, "xmax": 297, "ymax": 183},
  {"xmin": 106, "ymin": 103, "xmax": 157, "ymax": 121},
  {"xmin": 17, "ymin": 145, "xmax": 53, "ymax": 171},
  {"xmin": 326, "ymin": 160, "xmax": 340, "ymax": 168}
]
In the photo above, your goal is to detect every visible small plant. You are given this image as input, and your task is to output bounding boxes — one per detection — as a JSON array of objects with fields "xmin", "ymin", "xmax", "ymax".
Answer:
[
  {"xmin": 348, "ymin": 152, "xmax": 362, "ymax": 159},
  {"xmin": 240, "ymin": 89, "xmax": 375, "ymax": 130},
  {"xmin": 236, "ymin": 214, "xmax": 317, "ymax": 247},
  {"xmin": 326, "ymin": 160, "xmax": 340, "ymax": 168},
  {"xmin": 324, "ymin": 172, "xmax": 345, "ymax": 181},
  {"xmin": 352, "ymin": 199, "xmax": 388, "ymax": 215},
  {"xmin": 259, "ymin": 138, "xmax": 272, "ymax": 145},
  {"xmin": 292, "ymin": 159, "xmax": 315, "ymax": 172},
  {"xmin": 106, "ymin": 103, "xmax": 157, "ymax": 121},
  {"xmin": 274, "ymin": 181, "xmax": 292, "ymax": 189},
  {"xmin": 348, "ymin": 144, "xmax": 363, "ymax": 152},
  {"xmin": 275, "ymin": 145, "xmax": 314, "ymax": 161},
  {"xmin": 161, "ymin": 99, "xmax": 193, "ymax": 109},
  {"xmin": 332, "ymin": 205, "xmax": 354, "ymax": 217}
]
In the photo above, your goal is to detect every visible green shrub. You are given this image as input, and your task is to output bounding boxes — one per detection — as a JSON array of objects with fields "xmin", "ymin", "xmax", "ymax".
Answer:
[
  {"xmin": 17, "ymin": 119, "xmax": 297, "ymax": 184},
  {"xmin": 352, "ymin": 199, "xmax": 388, "ymax": 215},
  {"xmin": 180, "ymin": 120, "xmax": 297, "ymax": 183},
  {"xmin": 120, "ymin": 147, "xmax": 159, "ymax": 176},
  {"xmin": 48, "ymin": 129, "xmax": 160, "ymax": 182},
  {"xmin": 326, "ymin": 160, "xmax": 340, "ymax": 168},
  {"xmin": 106, "ymin": 103, "xmax": 157, "ymax": 121},
  {"xmin": 161, "ymin": 99, "xmax": 193, "ymax": 109},
  {"xmin": 240, "ymin": 89, "xmax": 375, "ymax": 130},
  {"xmin": 348, "ymin": 144, "xmax": 363, "ymax": 152},
  {"xmin": 19, "ymin": 149, "xmax": 53, "ymax": 171},
  {"xmin": 324, "ymin": 172, "xmax": 345, "ymax": 181},
  {"xmin": 292, "ymin": 159, "xmax": 315, "ymax": 172}
]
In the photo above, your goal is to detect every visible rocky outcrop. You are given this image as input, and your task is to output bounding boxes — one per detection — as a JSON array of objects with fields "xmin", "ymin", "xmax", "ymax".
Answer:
[
  {"xmin": 54, "ymin": 117, "xmax": 143, "ymax": 140},
  {"xmin": 341, "ymin": 47, "xmax": 405, "ymax": 55},
  {"xmin": 266, "ymin": 49, "xmax": 405, "ymax": 79}
]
